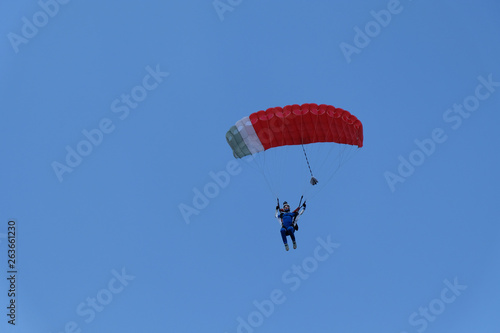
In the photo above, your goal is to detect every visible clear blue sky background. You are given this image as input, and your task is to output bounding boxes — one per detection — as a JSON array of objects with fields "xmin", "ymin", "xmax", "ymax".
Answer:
[{"xmin": 1, "ymin": 1, "xmax": 499, "ymax": 332}]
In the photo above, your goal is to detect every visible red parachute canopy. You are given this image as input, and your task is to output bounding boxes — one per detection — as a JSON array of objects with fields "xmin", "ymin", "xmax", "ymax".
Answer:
[{"xmin": 226, "ymin": 103, "xmax": 363, "ymax": 159}]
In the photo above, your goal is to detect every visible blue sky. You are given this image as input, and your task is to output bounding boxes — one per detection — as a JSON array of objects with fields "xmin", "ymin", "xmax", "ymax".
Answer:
[{"xmin": 1, "ymin": 1, "xmax": 499, "ymax": 332}]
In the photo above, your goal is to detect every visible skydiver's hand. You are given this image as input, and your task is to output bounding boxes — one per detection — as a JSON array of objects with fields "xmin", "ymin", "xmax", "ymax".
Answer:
[
  {"xmin": 302, "ymin": 201, "xmax": 306, "ymax": 208},
  {"xmin": 276, "ymin": 205, "xmax": 279, "ymax": 210}
]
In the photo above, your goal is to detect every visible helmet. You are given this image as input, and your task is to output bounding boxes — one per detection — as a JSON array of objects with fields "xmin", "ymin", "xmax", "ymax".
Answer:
[{"xmin": 282, "ymin": 201, "xmax": 290, "ymax": 212}]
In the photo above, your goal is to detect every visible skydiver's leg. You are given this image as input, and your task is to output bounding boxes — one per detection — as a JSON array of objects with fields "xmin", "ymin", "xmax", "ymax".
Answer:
[
  {"xmin": 280, "ymin": 227, "xmax": 288, "ymax": 244},
  {"xmin": 287, "ymin": 227, "xmax": 296, "ymax": 243},
  {"xmin": 287, "ymin": 227, "xmax": 297, "ymax": 249}
]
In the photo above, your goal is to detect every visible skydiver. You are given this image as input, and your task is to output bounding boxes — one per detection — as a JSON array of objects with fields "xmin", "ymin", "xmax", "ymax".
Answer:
[{"xmin": 275, "ymin": 200, "xmax": 306, "ymax": 251}]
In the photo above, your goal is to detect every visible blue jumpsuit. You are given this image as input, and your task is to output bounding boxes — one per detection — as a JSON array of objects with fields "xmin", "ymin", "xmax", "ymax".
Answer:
[{"xmin": 276, "ymin": 208, "xmax": 304, "ymax": 245}]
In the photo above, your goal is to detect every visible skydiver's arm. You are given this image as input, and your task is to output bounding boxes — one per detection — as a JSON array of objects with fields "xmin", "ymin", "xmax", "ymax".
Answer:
[
  {"xmin": 298, "ymin": 201, "xmax": 306, "ymax": 215},
  {"xmin": 294, "ymin": 201, "xmax": 306, "ymax": 213},
  {"xmin": 275, "ymin": 209, "xmax": 286, "ymax": 228},
  {"xmin": 293, "ymin": 207, "xmax": 305, "ymax": 225}
]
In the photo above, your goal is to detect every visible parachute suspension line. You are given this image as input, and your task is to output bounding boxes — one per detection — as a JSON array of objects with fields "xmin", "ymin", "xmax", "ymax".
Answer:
[
  {"xmin": 306, "ymin": 146, "xmax": 361, "ymax": 202},
  {"xmin": 262, "ymin": 169, "xmax": 279, "ymax": 199},
  {"xmin": 301, "ymin": 144, "xmax": 318, "ymax": 185},
  {"xmin": 242, "ymin": 153, "xmax": 278, "ymax": 199}
]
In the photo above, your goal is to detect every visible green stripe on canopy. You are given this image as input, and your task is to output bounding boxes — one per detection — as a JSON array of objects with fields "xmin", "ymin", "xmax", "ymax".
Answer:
[{"xmin": 226, "ymin": 125, "xmax": 251, "ymax": 158}]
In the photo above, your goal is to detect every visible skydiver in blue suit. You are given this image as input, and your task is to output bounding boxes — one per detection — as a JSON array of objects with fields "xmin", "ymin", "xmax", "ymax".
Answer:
[{"xmin": 275, "ymin": 200, "xmax": 306, "ymax": 251}]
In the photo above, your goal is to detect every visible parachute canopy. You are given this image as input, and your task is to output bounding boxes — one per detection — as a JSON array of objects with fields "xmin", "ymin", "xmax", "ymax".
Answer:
[{"xmin": 226, "ymin": 103, "xmax": 363, "ymax": 159}]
